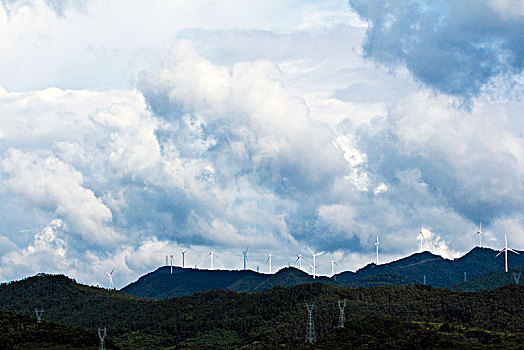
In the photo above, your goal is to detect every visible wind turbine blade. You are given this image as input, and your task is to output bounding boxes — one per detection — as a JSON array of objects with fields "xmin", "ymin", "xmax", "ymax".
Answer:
[
  {"xmin": 295, "ymin": 256, "xmax": 300, "ymax": 262},
  {"xmin": 495, "ymin": 251, "xmax": 503, "ymax": 257},
  {"xmin": 307, "ymin": 246, "xmax": 314, "ymax": 255},
  {"xmin": 110, "ymin": 268, "xmax": 115, "ymax": 275},
  {"xmin": 508, "ymin": 249, "xmax": 519, "ymax": 254},
  {"xmin": 317, "ymin": 251, "xmax": 326, "ymax": 256}
]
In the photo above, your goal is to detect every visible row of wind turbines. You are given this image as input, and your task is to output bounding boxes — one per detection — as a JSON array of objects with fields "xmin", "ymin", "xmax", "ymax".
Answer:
[
  {"xmin": 417, "ymin": 222, "xmax": 520, "ymax": 273},
  {"xmin": 164, "ymin": 245, "xmax": 333, "ymax": 279},
  {"xmin": 100, "ymin": 223, "xmax": 520, "ymax": 289},
  {"xmin": 162, "ymin": 223, "xmax": 519, "ymax": 280}
]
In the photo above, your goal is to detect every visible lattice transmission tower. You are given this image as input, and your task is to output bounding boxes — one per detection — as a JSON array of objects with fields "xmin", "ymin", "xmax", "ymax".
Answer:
[
  {"xmin": 305, "ymin": 303, "xmax": 316, "ymax": 343},
  {"xmin": 337, "ymin": 299, "xmax": 346, "ymax": 328},
  {"xmin": 514, "ymin": 272, "xmax": 521, "ymax": 284},
  {"xmin": 98, "ymin": 327, "xmax": 107, "ymax": 350},
  {"xmin": 34, "ymin": 308, "xmax": 44, "ymax": 323}
]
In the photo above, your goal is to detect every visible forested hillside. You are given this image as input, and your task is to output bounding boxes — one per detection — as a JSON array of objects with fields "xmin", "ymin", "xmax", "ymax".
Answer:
[
  {"xmin": 450, "ymin": 268, "xmax": 524, "ymax": 292},
  {"xmin": 0, "ymin": 309, "xmax": 118, "ymax": 349},
  {"xmin": 298, "ymin": 317, "xmax": 524, "ymax": 350},
  {"xmin": 121, "ymin": 247, "xmax": 524, "ymax": 299},
  {"xmin": 336, "ymin": 247, "xmax": 524, "ymax": 288},
  {"xmin": 0, "ymin": 274, "xmax": 523, "ymax": 349}
]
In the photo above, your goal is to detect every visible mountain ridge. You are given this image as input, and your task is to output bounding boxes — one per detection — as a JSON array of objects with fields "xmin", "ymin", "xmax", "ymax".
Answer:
[
  {"xmin": 0, "ymin": 273, "xmax": 523, "ymax": 349},
  {"xmin": 121, "ymin": 247, "xmax": 524, "ymax": 299}
]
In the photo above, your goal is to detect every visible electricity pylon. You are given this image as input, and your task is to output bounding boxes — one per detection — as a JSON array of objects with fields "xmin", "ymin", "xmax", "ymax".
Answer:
[
  {"xmin": 34, "ymin": 308, "xmax": 44, "ymax": 323},
  {"xmin": 98, "ymin": 327, "xmax": 107, "ymax": 350},
  {"xmin": 305, "ymin": 303, "xmax": 316, "ymax": 343},
  {"xmin": 513, "ymin": 272, "xmax": 521, "ymax": 285},
  {"xmin": 338, "ymin": 299, "xmax": 346, "ymax": 328}
]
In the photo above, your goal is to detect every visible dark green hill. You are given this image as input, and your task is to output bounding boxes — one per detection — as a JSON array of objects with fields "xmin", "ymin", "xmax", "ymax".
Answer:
[
  {"xmin": 1, "ymin": 273, "xmax": 524, "ymax": 349},
  {"xmin": 0, "ymin": 309, "xmax": 118, "ymax": 349},
  {"xmin": 122, "ymin": 265, "xmax": 414, "ymax": 299},
  {"xmin": 253, "ymin": 267, "xmax": 330, "ymax": 291},
  {"xmin": 122, "ymin": 266, "xmax": 268, "ymax": 298},
  {"xmin": 341, "ymin": 273, "xmax": 414, "ymax": 288},
  {"xmin": 450, "ymin": 268, "xmax": 524, "ymax": 292},
  {"xmin": 336, "ymin": 247, "xmax": 524, "ymax": 288},
  {"xmin": 297, "ymin": 317, "xmax": 524, "ymax": 350}
]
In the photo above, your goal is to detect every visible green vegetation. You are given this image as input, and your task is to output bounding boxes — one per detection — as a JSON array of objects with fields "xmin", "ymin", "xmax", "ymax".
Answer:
[
  {"xmin": 298, "ymin": 318, "xmax": 524, "ymax": 349},
  {"xmin": 337, "ymin": 247, "xmax": 524, "ymax": 288},
  {"xmin": 0, "ymin": 274, "xmax": 523, "ymax": 349},
  {"xmin": 0, "ymin": 309, "xmax": 118, "ymax": 349},
  {"xmin": 451, "ymin": 268, "xmax": 524, "ymax": 292}
]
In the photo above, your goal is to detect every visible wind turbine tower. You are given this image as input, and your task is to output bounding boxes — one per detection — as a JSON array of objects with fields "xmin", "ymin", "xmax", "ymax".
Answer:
[
  {"xmin": 307, "ymin": 247, "xmax": 325, "ymax": 279},
  {"xmin": 418, "ymin": 225, "xmax": 426, "ymax": 252},
  {"xmin": 208, "ymin": 251, "xmax": 217, "ymax": 270},
  {"xmin": 242, "ymin": 246, "xmax": 249, "ymax": 270},
  {"xmin": 181, "ymin": 248, "xmax": 189, "ymax": 268},
  {"xmin": 106, "ymin": 268, "xmax": 115, "ymax": 290},
  {"xmin": 375, "ymin": 233, "xmax": 380, "ymax": 265},
  {"xmin": 296, "ymin": 253, "xmax": 306, "ymax": 270},
  {"xmin": 495, "ymin": 233, "xmax": 519, "ymax": 272},
  {"xmin": 330, "ymin": 259, "xmax": 338, "ymax": 277},
  {"xmin": 476, "ymin": 222, "xmax": 483, "ymax": 248},
  {"xmin": 170, "ymin": 254, "xmax": 174, "ymax": 274},
  {"xmin": 267, "ymin": 254, "xmax": 273, "ymax": 274}
]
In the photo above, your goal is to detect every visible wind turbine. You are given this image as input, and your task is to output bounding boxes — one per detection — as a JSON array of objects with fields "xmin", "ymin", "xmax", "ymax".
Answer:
[
  {"xmin": 170, "ymin": 254, "xmax": 174, "ymax": 274},
  {"xmin": 106, "ymin": 268, "xmax": 115, "ymax": 290},
  {"xmin": 375, "ymin": 233, "xmax": 380, "ymax": 265},
  {"xmin": 208, "ymin": 251, "xmax": 218, "ymax": 269},
  {"xmin": 330, "ymin": 259, "xmax": 338, "ymax": 277},
  {"xmin": 307, "ymin": 247, "xmax": 325, "ymax": 279},
  {"xmin": 181, "ymin": 248, "xmax": 189, "ymax": 268},
  {"xmin": 418, "ymin": 225, "xmax": 426, "ymax": 252},
  {"xmin": 495, "ymin": 233, "xmax": 519, "ymax": 272},
  {"xmin": 295, "ymin": 253, "xmax": 308, "ymax": 270},
  {"xmin": 267, "ymin": 253, "xmax": 279, "ymax": 274},
  {"xmin": 242, "ymin": 246, "xmax": 249, "ymax": 270},
  {"xmin": 476, "ymin": 222, "xmax": 483, "ymax": 248}
]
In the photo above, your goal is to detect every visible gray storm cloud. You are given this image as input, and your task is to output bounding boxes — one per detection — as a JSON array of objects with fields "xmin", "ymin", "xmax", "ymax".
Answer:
[
  {"xmin": 348, "ymin": 0, "xmax": 524, "ymax": 99},
  {"xmin": 0, "ymin": 0, "xmax": 523, "ymax": 286}
]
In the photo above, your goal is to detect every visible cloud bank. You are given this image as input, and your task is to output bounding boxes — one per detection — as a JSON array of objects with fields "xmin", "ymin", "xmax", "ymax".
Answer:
[
  {"xmin": 0, "ymin": 0, "xmax": 522, "ymax": 286},
  {"xmin": 348, "ymin": 0, "xmax": 524, "ymax": 98}
]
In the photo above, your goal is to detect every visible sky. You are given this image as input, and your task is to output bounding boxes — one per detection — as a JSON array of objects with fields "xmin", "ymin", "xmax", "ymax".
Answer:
[{"xmin": 0, "ymin": 0, "xmax": 523, "ymax": 288}]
